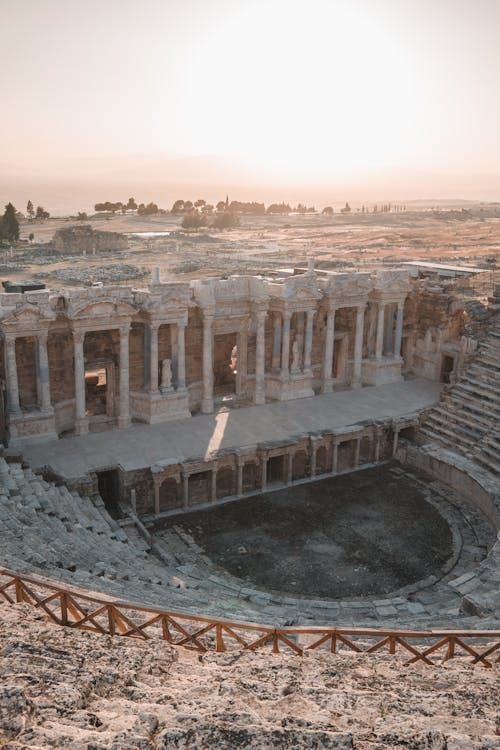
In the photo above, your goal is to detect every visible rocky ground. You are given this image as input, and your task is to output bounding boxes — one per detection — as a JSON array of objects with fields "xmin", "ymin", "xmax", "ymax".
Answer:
[
  {"xmin": 0, "ymin": 603, "xmax": 498, "ymax": 749},
  {"xmin": 5, "ymin": 208, "xmax": 499, "ymax": 288}
]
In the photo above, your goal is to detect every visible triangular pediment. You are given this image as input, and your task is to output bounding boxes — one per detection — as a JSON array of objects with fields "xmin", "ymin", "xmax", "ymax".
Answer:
[{"xmin": 71, "ymin": 298, "xmax": 137, "ymax": 319}]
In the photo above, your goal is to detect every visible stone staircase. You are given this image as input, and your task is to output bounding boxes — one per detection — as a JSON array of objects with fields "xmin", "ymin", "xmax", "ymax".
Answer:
[{"xmin": 419, "ymin": 315, "xmax": 500, "ymax": 475}]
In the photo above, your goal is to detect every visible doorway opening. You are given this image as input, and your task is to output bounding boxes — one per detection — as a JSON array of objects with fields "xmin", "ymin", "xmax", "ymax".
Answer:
[
  {"xmin": 96, "ymin": 469, "xmax": 121, "ymax": 519},
  {"xmin": 85, "ymin": 367, "xmax": 108, "ymax": 416},
  {"xmin": 267, "ymin": 455, "xmax": 285, "ymax": 485},
  {"xmin": 214, "ymin": 333, "xmax": 237, "ymax": 399},
  {"xmin": 440, "ymin": 355, "xmax": 455, "ymax": 384}
]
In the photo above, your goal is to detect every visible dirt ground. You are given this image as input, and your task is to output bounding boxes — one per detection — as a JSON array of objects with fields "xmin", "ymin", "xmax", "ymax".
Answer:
[
  {"xmin": 164, "ymin": 465, "xmax": 453, "ymax": 599},
  {"xmin": 6, "ymin": 205, "xmax": 500, "ymax": 287}
]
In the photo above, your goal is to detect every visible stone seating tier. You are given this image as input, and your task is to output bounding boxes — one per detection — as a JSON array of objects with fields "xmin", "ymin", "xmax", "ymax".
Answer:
[
  {"xmin": 419, "ymin": 317, "xmax": 500, "ymax": 475},
  {"xmin": 0, "ymin": 457, "xmax": 498, "ymax": 630}
]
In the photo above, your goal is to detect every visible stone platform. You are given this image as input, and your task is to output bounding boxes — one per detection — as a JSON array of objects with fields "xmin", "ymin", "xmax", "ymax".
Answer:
[{"xmin": 17, "ymin": 378, "xmax": 441, "ymax": 480}]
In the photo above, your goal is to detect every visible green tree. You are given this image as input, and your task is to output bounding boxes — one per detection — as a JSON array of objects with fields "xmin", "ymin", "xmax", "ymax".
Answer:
[
  {"xmin": 28, "ymin": 232, "xmax": 34, "ymax": 243},
  {"xmin": 1, "ymin": 203, "xmax": 20, "ymax": 241},
  {"xmin": 126, "ymin": 197, "xmax": 137, "ymax": 210},
  {"xmin": 322, "ymin": 206, "xmax": 334, "ymax": 215},
  {"xmin": 181, "ymin": 210, "xmax": 208, "ymax": 230},
  {"xmin": 171, "ymin": 199, "xmax": 185, "ymax": 214},
  {"xmin": 27, "ymin": 200, "xmax": 35, "ymax": 220},
  {"xmin": 35, "ymin": 205, "xmax": 50, "ymax": 219},
  {"xmin": 211, "ymin": 211, "xmax": 240, "ymax": 230}
]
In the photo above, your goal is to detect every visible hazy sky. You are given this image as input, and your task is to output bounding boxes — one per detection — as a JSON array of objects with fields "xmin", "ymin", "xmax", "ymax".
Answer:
[{"xmin": 1, "ymin": 0, "xmax": 500, "ymax": 208}]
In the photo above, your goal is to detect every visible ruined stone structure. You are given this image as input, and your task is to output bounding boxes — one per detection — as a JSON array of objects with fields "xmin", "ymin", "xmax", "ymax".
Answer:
[
  {"xmin": 0, "ymin": 267, "xmax": 415, "ymax": 443},
  {"xmin": 51, "ymin": 224, "xmax": 128, "ymax": 254}
]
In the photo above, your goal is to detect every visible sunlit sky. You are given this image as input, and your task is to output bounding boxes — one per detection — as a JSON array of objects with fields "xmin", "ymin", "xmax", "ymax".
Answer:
[{"xmin": 1, "ymin": 0, "xmax": 500, "ymax": 209}]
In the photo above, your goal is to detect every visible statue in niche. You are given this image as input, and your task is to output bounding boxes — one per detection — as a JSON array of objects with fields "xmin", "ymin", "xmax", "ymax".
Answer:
[
  {"xmin": 160, "ymin": 358, "xmax": 172, "ymax": 390},
  {"xmin": 291, "ymin": 337, "xmax": 300, "ymax": 372}
]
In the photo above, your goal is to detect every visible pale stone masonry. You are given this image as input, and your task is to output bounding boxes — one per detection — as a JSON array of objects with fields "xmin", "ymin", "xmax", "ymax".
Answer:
[{"xmin": 0, "ymin": 266, "xmax": 477, "ymax": 444}]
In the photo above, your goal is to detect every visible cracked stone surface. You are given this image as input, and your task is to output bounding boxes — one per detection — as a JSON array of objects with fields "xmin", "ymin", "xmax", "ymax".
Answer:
[{"xmin": 0, "ymin": 603, "xmax": 498, "ymax": 750}]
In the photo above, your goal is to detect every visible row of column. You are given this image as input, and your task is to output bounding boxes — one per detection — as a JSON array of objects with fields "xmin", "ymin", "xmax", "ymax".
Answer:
[
  {"xmin": 321, "ymin": 300, "xmax": 404, "ymax": 393},
  {"xmin": 270, "ymin": 309, "xmax": 315, "ymax": 378},
  {"xmin": 154, "ymin": 428, "xmax": 389, "ymax": 513},
  {"xmin": 321, "ymin": 304, "xmax": 365, "ymax": 392}
]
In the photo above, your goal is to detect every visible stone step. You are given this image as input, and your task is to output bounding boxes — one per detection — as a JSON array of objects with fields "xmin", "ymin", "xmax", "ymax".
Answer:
[
  {"xmin": 474, "ymin": 451, "xmax": 500, "ymax": 476},
  {"xmin": 432, "ymin": 407, "xmax": 488, "ymax": 437},
  {"xmin": 422, "ymin": 417, "xmax": 476, "ymax": 449},
  {"xmin": 454, "ymin": 378, "xmax": 500, "ymax": 401},
  {"xmin": 440, "ymin": 402, "xmax": 495, "ymax": 431}
]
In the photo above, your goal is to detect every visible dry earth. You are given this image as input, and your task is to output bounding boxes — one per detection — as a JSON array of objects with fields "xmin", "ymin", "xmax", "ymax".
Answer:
[
  {"xmin": 7, "ymin": 208, "xmax": 500, "ymax": 287},
  {"xmin": 0, "ymin": 603, "xmax": 498, "ymax": 749}
]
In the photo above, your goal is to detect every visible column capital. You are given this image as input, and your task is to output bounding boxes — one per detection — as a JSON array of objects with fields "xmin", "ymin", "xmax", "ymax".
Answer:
[
  {"xmin": 119, "ymin": 323, "xmax": 131, "ymax": 336},
  {"xmin": 36, "ymin": 330, "xmax": 49, "ymax": 344},
  {"xmin": 282, "ymin": 309, "xmax": 292, "ymax": 322},
  {"xmin": 72, "ymin": 330, "xmax": 85, "ymax": 345}
]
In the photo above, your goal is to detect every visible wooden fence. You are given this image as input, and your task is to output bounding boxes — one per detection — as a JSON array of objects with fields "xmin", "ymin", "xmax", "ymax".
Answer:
[{"xmin": 1, "ymin": 568, "xmax": 498, "ymax": 667}]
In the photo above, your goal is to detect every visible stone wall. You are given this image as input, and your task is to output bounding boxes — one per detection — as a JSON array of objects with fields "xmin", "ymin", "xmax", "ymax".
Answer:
[{"xmin": 51, "ymin": 224, "xmax": 128, "ymax": 254}]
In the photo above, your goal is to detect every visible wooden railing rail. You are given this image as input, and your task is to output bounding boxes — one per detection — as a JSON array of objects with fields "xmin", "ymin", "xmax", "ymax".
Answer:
[{"xmin": 1, "ymin": 568, "xmax": 498, "ymax": 667}]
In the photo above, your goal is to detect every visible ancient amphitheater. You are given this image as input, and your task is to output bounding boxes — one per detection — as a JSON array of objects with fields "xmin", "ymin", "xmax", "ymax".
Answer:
[{"xmin": 0, "ymin": 264, "xmax": 498, "ymax": 748}]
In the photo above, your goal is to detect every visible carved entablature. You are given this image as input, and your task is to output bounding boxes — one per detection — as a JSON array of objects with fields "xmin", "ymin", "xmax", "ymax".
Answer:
[
  {"xmin": 68, "ymin": 297, "xmax": 137, "ymax": 333},
  {"xmin": 370, "ymin": 270, "xmax": 411, "ymax": 302},
  {"xmin": 320, "ymin": 272, "xmax": 372, "ymax": 309},
  {"xmin": 0, "ymin": 301, "xmax": 56, "ymax": 336},
  {"xmin": 267, "ymin": 273, "xmax": 321, "ymax": 313}
]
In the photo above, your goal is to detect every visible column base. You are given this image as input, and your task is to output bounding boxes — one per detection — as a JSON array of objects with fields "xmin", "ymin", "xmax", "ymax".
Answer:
[
  {"xmin": 201, "ymin": 398, "xmax": 214, "ymax": 414},
  {"xmin": 254, "ymin": 392, "xmax": 266, "ymax": 405},
  {"xmin": 75, "ymin": 418, "xmax": 89, "ymax": 436},
  {"xmin": 117, "ymin": 415, "xmax": 131, "ymax": 429},
  {"xmin": 321, "ymin": 379, "xmax": 333, "ymax": 394}
]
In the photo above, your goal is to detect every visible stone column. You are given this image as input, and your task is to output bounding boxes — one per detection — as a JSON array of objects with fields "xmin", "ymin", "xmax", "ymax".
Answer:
[
  {"xmin": 177, "ymin": 320, "xmax": 187, "ymax": 390},
  {"xmin": 352, "ymin": 304, "xmax": 365, "ymax": 388},
  {"xmin": 169, "ymin": 325, "xmax": 178, "ymax": 386},
  {"xmin": 310, "ymin": 443, "xmax": 317, "ymax": 477},
  {"xmin": 392, "ymin": 427, "xmax": 400, "ymax": 457},
  {"xmin": 154, "ymin": 481, "xmax": 160, "ymax": 515},
  {"xmin": 374, "ymin": 431, "xmax": 381, "ymax": 462},
  {"xmin": 286, "ymin": 452, "xmax": 293, "ymax": 484},
  {"xmin": 211, "ymin": 465, "xmax": 217, "ymax": 502},
  {"xmin": 354, "ymin": 437, "xmax": 361, "ymax": 467},
  {"xmin": 149, "ymin": 323, "xmax": 159, "ymax": 393},
  {"xmin": 182, "ymin": 471, "xmax": 189, "ymax": 509},
  {"xmin": 118, "ymin": 326, "xmax": 131, "ymax": 428},
  {"xmin": 331, "ymin": 440, "xmax": 338, "ymax": 473},
  {"xmin": 375, "ymin": 303, "xmax": 385, "ymax": 360},
  {"xmin": 271, "ymin": 313, "xmax": 281, "ymax": 370},
  {"xmin": 303, "ymin": 308, "xmax": 314, "ymax": 373},
  {"xmin": 260, "ymin": 454, "xmax": 267, "ymax": 491},
  {"xmin": 280, "ymin": 311, "xmax": 291, "ymax": 379},
  {"xmin": 394, "ymin": 301, "xmax": 404, "ymax": 358},
  {"xmin": 73, "ymin": 331, "xmax": 88, "ymax": 435},
  {"xmin": 37, "ymin": 332, "xmax": 52, "ymax": 411},
  {"xmin": 321, "ymin": 308, "xmax": 336, "ymax": 393},
  {"xmin": 201, "ymin": 312, "xmax": 214, "ymax": 414},
  {"xmin": 4, "ymin": 336, "xmax": 21, "ymax": 415},
  {"xmin": 254, "ymin": 311, "xmax": 266, "ymax": 404},
  {"xmin": 384, "ymin": 304, "xmax": 395, "ymax": 356},
  {"xmin": 236, "ymin": 455, "xmax": 244, "ymax": 496}
]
